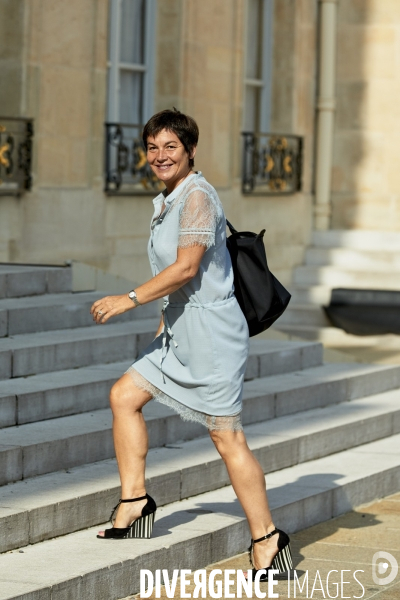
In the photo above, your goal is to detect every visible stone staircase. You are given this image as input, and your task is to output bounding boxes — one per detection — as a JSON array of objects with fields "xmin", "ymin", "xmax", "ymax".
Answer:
[
  {"xmin": 0, "ymin": 262, "xmax": 400, "ymax": 600},
  {"xmin": 275, "ymin": 229, "xmax": 400, "ymax": 344}
]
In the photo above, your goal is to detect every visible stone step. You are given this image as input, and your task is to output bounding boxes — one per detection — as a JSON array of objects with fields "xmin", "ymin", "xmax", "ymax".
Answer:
[
  {"xmin": 289, "ymin": 285, "xmax": 332, "ymax": 305},
  {"xmin": 0, "ymin": 292, "xmax": 159, "ymax": 338},
  {"xmin": 0, "ymin": 340, "xmax": 323, "ymax": 427},
  {"xmin": 305, "ymin": 247, "xmax": 400, "ymax": 271},
  {"xmin": 294, "ymin": 265, "xmax": 400, "ymax": 289},
  {"xmin": 0, "ymin": 292, "xmax": 159, "ymax": 337},
  {"xmin": 0, "ymin": 264, "xmax": 71, "ymax": 299},
  {"xmin": 1, "ymin": 362, "xmax": 399, "ymax": 485},
  {"xmin": 0, "ymin": 390, "xmax": 400, "ymax": 552},
  {"xmin": 1, "ymin": 433, "xmax": 399, "ymax": 600},
  {"xmin": 311, "ymin": 229, "xmax": 400, "ymax": 251},
  {"xmin": 277, "ymin": 304, "xmax": 331, "ymax": 327},
  {"xmin": 1, "ymin": 390, "xmax": 399, "ymax": 554},
  {"xmin": 275, "ymin": 323, "xmax": 387, "ymax": 346},
  {"xmin": 0, "ymin": 319, "xmax": 160, "ymax": 380}
]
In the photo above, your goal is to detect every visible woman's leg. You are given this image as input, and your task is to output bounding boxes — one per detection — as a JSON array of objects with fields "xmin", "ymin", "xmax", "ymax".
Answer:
[
  {"xmin": 209, "ymin": 428, "xmax": 278, "ymax": 570},
  {"xmin": 98, "ymin": 373, "xmax": 152, "ymax": 535}
]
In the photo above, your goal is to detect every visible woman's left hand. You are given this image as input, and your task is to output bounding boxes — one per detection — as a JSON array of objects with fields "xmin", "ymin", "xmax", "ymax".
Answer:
[{"xmin": 90, "ymin": 294, "xmax": 134, "ymax": 324}]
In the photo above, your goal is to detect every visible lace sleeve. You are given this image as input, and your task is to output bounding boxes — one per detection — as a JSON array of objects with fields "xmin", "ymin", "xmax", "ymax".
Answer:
[{"xmin": 178, "ymin": 188, "xmax": 218, "ymax": 250}]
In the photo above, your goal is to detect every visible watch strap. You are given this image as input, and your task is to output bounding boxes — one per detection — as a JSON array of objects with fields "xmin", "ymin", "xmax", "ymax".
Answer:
[{"xmin": 128, "ymin": 290, "xmax": 141, "ymax": 307}]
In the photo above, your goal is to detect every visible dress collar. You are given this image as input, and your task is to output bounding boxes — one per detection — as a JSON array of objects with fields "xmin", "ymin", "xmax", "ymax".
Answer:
[{"xmin": 152, "ymin": 171, "xmax": 201, "ymax": 207}]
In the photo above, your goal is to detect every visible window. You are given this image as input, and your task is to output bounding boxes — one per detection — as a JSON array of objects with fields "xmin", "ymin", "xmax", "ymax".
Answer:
[
  {"xmin": 105, "ymin": 0, "xmax": 158, "ymax": 194},
  {"xmin": 107, "ymin": 0, "xmax": 156, "ymax": 124},
  {"xmin": 244, "ymin": 0, "xmax": 274, "ymax": 133}
]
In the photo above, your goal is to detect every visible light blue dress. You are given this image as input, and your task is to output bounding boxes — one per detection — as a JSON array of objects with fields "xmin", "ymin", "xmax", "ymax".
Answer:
[{"xmin": 127, "ymin": 172, "xmax": 249, "ymax": 430}]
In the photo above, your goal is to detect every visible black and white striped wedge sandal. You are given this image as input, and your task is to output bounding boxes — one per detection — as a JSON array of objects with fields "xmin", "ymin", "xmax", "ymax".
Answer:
[
  {"xmin": 249, "ymin": 528, "xmax": 293, "ymax": 582},
  {"xmin": 97, "ymin": 493, "xmax": 157, "ymax": 540}
]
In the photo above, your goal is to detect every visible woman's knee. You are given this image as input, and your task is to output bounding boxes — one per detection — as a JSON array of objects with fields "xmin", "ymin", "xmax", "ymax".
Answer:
[
  {"xmin": 209, "ymin": 429, "xmax": 246, "ymax": 460},
  {"xmin": 109, "ymin": 375, "xmax": 150, "ymax": 414}
]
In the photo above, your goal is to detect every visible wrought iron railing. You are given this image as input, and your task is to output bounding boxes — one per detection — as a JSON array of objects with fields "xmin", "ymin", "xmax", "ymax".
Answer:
[
  {"xmin": 241, "ymin": 132, "xmax": 303, "ymax": 195},
  {"xmin": 0, "ymin": 117, "xmax": 33, "ymax": 195},
  {"xmin": 104, "ymin": 123, "xmax": 163, "ymax": 195}
]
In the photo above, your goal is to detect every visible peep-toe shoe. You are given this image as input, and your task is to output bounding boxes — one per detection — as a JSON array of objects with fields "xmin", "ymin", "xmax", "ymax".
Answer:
[{"xmin": 97, "ymin": 493, "xmax": 156, "ymax": 539}]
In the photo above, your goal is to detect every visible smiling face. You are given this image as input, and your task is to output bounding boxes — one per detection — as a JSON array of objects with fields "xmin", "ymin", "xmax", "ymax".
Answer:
[{"xmin": 146, "ymin": 129, "xmax": 196, "ymax": 193}]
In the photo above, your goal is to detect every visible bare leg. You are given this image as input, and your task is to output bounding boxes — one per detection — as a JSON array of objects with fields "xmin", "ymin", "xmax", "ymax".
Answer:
[
  {"xmin": 98, "ymin": 373, "xmax": 152, "ymax": 535},
  {"xmin": 209, "ymin": 429, "xmax": 279, "ymax": 570}
]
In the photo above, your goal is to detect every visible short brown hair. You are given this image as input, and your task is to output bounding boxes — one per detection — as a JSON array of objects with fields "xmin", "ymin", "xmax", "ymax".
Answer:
[{"xmin": 142, "ymin": 108, "xmax": 199, "ymax": 168}]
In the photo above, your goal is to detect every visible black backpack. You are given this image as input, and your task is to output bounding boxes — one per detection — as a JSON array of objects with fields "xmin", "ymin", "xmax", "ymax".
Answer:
[{"xmin": 226, "ymin": 220, "xmax": 291, "ymax": 337}]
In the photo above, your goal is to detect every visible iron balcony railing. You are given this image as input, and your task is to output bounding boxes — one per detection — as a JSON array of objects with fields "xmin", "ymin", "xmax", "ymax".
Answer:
[
  {"xmin": 104, "ymin": 125, "xmax": 303, "ymax": 196},
  {"xmin": 242, "ymin": 132, "xmax": 303, "ymax": 195},
  {"xmin": 0, "ymin": 117, "xmax": 34, "ymax": 195},
  {"xmin": 104, "ymin": 122, "xmax": 163, "ymax": 195}
]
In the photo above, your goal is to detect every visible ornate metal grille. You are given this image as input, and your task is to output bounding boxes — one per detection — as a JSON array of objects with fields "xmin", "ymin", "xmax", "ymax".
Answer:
[
  {"xmin": 104, "ymin": 123, "xmax": 163, "ymax": 195},
  {"xmin": 242, "ymin": 132, "xmax": 303, "ymax": 195},
  {"xmin": 0, "ymin": 117, "xmax": 33, "ymax": 195}
]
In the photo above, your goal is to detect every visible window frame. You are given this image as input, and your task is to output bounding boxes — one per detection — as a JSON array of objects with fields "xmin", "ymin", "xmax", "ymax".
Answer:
[
  {"xmin": 243, "ymin": 0, "xmax": 275, "ymax": 133},
  {"xmin": 107, "ymin": 0, "xmax": 156, "ymax": 124}
]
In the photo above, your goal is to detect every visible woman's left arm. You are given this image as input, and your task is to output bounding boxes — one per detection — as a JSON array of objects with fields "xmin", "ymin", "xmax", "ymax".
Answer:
[{"xmin": 90, "ymin": 244, "xmax": 206, "ymax": 324}]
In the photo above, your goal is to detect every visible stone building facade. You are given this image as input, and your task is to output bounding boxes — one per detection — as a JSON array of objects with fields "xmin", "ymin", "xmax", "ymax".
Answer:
[
  {"xmin": 0, "ymin": 0, "xmax": 398, "ymax": 288},
  {"xmin": 332, "ymin": 0, "xmax": 400, "ymax": 231}
]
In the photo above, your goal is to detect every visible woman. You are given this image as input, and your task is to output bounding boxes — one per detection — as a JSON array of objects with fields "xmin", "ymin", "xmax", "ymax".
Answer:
[{"xmin": 91, "ymin": 109, "xmax": 292, "ymax": 580}]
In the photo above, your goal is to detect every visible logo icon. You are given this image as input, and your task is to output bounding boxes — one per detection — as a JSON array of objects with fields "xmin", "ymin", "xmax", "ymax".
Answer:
[{"xmin": 372, "ymin": 551, "xmax": 398, "ymax": 586}]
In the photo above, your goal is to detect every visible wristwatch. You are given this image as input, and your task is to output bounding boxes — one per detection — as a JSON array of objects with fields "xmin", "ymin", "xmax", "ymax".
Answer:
[{"xmin": 128, "ymin": 290, "xmax": 141, "ymax": 307}]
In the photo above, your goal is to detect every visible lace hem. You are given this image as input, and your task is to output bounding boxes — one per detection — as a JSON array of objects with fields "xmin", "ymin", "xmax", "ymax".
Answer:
[
  {"xmin": 126, "ymin": 367, "xmax": 243, "ymax": 432},
  {"xmin": 178, "ymin": 231, "xmax": 215, "ymax": 250}
]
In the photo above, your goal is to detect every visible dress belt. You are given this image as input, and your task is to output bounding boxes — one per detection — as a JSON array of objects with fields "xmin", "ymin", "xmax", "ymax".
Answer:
[
  {"xmin": 160, "ymin": 300, "xmax": 178, "ymax": 382},
  {"xmin": 167, "ymin": 295, "xmax": 235, "ymax": 309},
  {"xmin": 159, "ymin": 295, "xmax": 235, "ymax": 382}
]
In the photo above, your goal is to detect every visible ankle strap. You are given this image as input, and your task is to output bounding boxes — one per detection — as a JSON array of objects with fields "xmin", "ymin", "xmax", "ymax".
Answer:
[
  {"xmin": 109, "ymin": 494, "xmax": 148, "ymax": 524},
  {"xmin": 252, "ymin": 529, "xmax": 279, "ymax": 544},
  {"xmin": 120, "ymin": 495, "xmax": 148, "ymax": 503}
]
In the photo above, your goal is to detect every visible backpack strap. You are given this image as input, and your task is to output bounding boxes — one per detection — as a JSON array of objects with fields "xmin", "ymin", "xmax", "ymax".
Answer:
[{"xmin": 226, "ymin": 219, "xmax": 238, "ymax": 235}]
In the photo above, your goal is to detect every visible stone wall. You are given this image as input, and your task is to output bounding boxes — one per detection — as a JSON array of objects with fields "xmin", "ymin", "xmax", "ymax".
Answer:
[
  {"xmin": 332, "ymin": 0, "xmax": 400, "ymax": 230},
  {"xmin": 0, "ymin": 0, "xmax": 111, "ymax": 267},
  {"xmin": 0, "ymin": 0, "xmax": 24, "ymax": 117},
  {"xmin": 0, "ymin": 0, "xmax": 317, "ymax": 287}
]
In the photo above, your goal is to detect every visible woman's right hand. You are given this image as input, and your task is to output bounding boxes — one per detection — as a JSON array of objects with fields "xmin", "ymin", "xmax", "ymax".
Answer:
[{"xmin": 90, "ymin": 294, "xmax": 134, "ymax": 324}]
